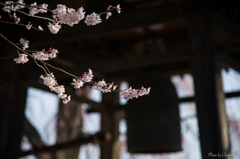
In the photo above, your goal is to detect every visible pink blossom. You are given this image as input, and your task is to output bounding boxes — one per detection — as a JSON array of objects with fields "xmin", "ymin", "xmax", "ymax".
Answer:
[
  {"xmin": 32, "ymin": 50, "xmax": 49, "ymax": 61},
  {"xmin": 48, "ymin": 22, "xmax": 61, "ymax": 34},
  {"xmin": 107, "ymin": 5, "xmax": 113, "ymax": 10},
  {"xmin": 14, "ymin": 53, "xmax": 29, "ymax": 64},
  {"xmin": 71, "ymin": 78, "xmax": 84, "ymax": 89},
  {"xmin": 82, "ymin": 69, "xmax": 93, "ymax": 82},
  {"xmin": 2, "ymin": 1, "xmax": 14, "ymax": 12},
  {"xmin": 15, "ymin": 0, "xmax": 25, "ymax": 10},
  {"xmin": 84, "ymin": 12, "xmax": 102, "ymax": 26},
  {"xmin": 94, "ymin": 79, "xmax": 106, "ymax": 91},
  {"xmin": 106, "ymin": 12, "xmax": 112, "ymax": 19},
  {"xmin": 116, "ymin": 4, "xmax": 121, "ymax": 14},
  {"xmin": 38, "ymin": 25, "xmax": 43, "ymax": 31},
  {"xmin": 38, "ymin": 3, "xmax": 48, "ymax": 13},
  {"xmin": 58, "ymin": 93, "xmax": 67, "ymax": 99},
  {"xmin": 26, "ymin": 22, "xmax": 32, "ymax": 30},
  {"xmin": 40, "ymin": 73, "xmax": 56, "ymax": 87},
  {"xmin": 52, "ymin": 5, "xmax": 85, "ymax": 26},
  {"xmin": 53, "ymin": 85, "xmax": 65, "ymax": 94},
  {"xmin": 19, "ymin": 38, "xmax": 29, "ymax": 50},
  {"xmin": 102, "ymin": 87, "xmax": 111, "ymax": 93},
  {"xmin": 13, "ymin": 13, "xmax": 20, "ymax": 24},
  {"xmin": 48, "ymin": 48, "xmax": 58, "ymax": 58},
  {"xmin": 121, "ymin": 86, "xmax": 150, "ymax": 100},
  {"xmin": 113, "ymin": 85, "xmax": 118, "ymax": 90},
  {"xmin": 63, "ymin": 95, "xmax": 71, "ymax": 104},
  {"xmin": 29, "ymin": 2, "xmax": 38, "ymax": 16},
  {"xmin": 138, "ymin": 87, "xmax": 151, "ymax": 96}
]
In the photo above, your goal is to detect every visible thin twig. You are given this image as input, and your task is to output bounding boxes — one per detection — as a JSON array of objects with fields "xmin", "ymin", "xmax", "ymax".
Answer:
[
  {"xmin": 0, "ymin": 33, "xmax": 78, "ymax": 78},
  {"xmin": 0, "ymin": 55, "xmax": 13, "ymax": 59},
  {"xmin": 0, "ymin": 1, "xmax": 52, "ymax": 11},
  {"xmin": 17, "ymin": 10, "xmax": 55, "ymax": 22},
  {"xmin": 44, "ymin": 63, "xmax": 51, "ymax": 74},
  {"xmin": 34, "ymin": 60, "xmax": 48, "ymax": 75},
  {"xmin": 0, "ymin": 34, "xmax": 121, "ymax": 92},
  {"xmin": 0, "ymin": 20, "xmax": 44, "ymax": 31}
]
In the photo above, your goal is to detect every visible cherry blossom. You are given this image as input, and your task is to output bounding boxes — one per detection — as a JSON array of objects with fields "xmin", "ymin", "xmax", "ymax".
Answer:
[
  {"xmin": 47, "ymin": 22, "xmax": 61, "ymax": 34},
  {"xmin": 15, "ymin": 0, "xmax": 25, "ymax": 10},
  {"xmin": 138, "ymin": 87, "xmax": 151, "ymax": 96},
  {"xmin": 48, "ymin": 48, "xmax": 58, "ymax": 58},
  {"xmin": 19, "ymin": 38, "xmax": 29, "ymax": 50},
  {"xmin": 14, "ymin": 53, "xmax": 29, "ymax": 64},
  {"xmin": 38, "ymin": 3, "xmax": 48, "ymax": 13},
  {"xmin": 26, "ymin": 22, "xmax": 32, "ymax": 30},
  {"xmin": 40, "ymin": 73, "xmax": 56, "ymax": 87},
  {"xmin": 84, "ymin": 12, "xmax": 102, "ymax": 26},
  {"xmin": 71, "ymin": 78, "xmax": 84, "ymax": 89},
  {"xmin": 82, "ymin": 69, "xmax": 93, "ymax": 82},
  {"xmin": 13, "ymin": 12, "xmax": 20, "ymax": 24},
  {"xmin": 38, "ymin": 25, "xmax": 43, "ymax": 31},
  {"xmin": 58, "ymin": 93, "xmax": 67, "ymax": 99},
  {"xmin": 63, "ymin": 95, "xmax": 71, "ymax": 104},
  {"xmin": 32, "ymin": 50, "xmax": 49, "ymax": 61},
  {"xmin": 53, "ymin": 85, "xmax": 65, "ymax": 94},
  {"xmin": 107, "ymin": 5, "xmax": 113, "ymax": 10},
  {"xmin": 29, "ymin": 2, "xmax": 38, "ymax": 16},
  {"xmin": 94, "ymin": 79, "xmax": 106, "ymax": 91},
  {"xmin": 121, "ymin": 86, "xmax": 151, "ymax": 100},
  {"xmin": 106, "ymin": 12, "xmax": 112, "ymax": 19},
  {"xmin": 113, "ymin": 85, "xmax": 118, "ymax": 90},
  {"xmin": 116, "ymin": 4, "xmax": 121, "ymax": 14},
  {"xmin": 52, "ymin": 5, "xmax": 85, "ymax": 26},
  {"xmin": 2, "ymin": 1, "xmax": 14, "ymax": 12},
  {"xmin": 2, "ymin": 1, "xmax": 25, "ymax": 12}
]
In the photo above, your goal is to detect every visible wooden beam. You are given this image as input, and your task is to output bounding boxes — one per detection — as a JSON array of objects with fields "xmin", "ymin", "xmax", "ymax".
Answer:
[
  {"xmin": 29, "ymin": 84, "xmax": 105, "ymax": 112},
  {"xmin": 218, "ymin": 54, "xmax": 240, "ymax": 73},
  {"xmin": 63, "ymin": 47, "xmax": 194, "ymax": 75},
  {"xmin": 0, "ymin": 67, "xmax": 28, "ymax": 159},
  {"xmin": 188, "ymin": 1, "xmax": 230, "ymax": 158},
  {"xmin": 20, "ymin": 132, "xmax": 111, "ymax": 157},
  {"xmin": 31, "ymin": 2, "xmax": 183, "ymax": 47}
]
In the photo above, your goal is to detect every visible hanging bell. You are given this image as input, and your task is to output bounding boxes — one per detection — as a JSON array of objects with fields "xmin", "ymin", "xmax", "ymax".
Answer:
[{"xmin": 126, "ymin": 72, "xmax": 182, "ymax": 153}]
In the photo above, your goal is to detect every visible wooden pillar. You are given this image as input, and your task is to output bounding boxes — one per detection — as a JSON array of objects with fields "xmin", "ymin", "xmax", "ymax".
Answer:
[
  {"xmin": 0, "ymin": 66, "xmax": 28, "ymax": 159},
  {"xmin": 100, "ymin": 89, "xmax": 123, "ymax": 159},
  {"xmin": 187, "ymin": 1, "xmax": 231, "ymax": 158}
]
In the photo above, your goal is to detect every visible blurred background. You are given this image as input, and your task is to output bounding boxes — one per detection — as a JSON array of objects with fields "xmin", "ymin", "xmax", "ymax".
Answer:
[{"xmin": 1, "ymin": 0, "xmax": 240, "ymax": 159}]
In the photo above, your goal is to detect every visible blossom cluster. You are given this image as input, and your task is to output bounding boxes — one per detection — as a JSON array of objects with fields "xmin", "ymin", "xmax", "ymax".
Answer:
[
  {"xmin": 1, "ymin": 1, "xmax": 121, "ymax": 34},
  {"xmin": 84, "ymin": 12, "xmax": 101, "ymax": 26},
  {"xmin": 52, "ymin": 4, "xmax": 85, "ymax": 27},
  {"xmin": 14, "ymin": 53, "xmax": 29, "ymax": 64},
  {"xmin": 32, "ymin": 48, "xmax": 58, "ymax": 61},
  {"xmin": 29, "ymin": 2, "xmax": 48, "ymax": 16},
  {"xmin": 5, "ymin": 2, "xmax": 151, "ymax": 104},
  {"xmin": 2, "ymin": 0, "xmax": 25, "ymax": 12},
  {"xmin": 40, "ymin": 73, "xmax": 71, "ymax": 104},
  {"xmin": 121, "ymin": 87, "xmax": 151, "ymax": 100},
  {"xmin": 19, "ymin": 38, "xmax": 29, "ymax": 50},
  {"xmin": 71, "ymin": 69, "xmax": 93, "ymax": 89},
  {"xmin": 94, "ymin": 79, "xmax": 117, "ymax": 93}
]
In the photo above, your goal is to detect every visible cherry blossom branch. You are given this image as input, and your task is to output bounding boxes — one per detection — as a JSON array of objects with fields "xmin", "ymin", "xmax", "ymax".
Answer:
[
  {"xmin": 16, "ymin": 10, "xmax": 55, "ymax": 22},
  {"xmin": 34, "ymin": 59, "xmax": 48, "ymax": 75},
  {"xmin": 0, "ymin": 33, "xmax": 78, "ymax": 78},
  {"xmin": 1, "ymin": 1, "xmax": 121, "ymax": 34},
  {"xmin": 0, "ymin": 20, "xmax": 43, "ymax": 31},
  {"xmin": 0, "ymin": 2, "xmax": 150, "ymax": 104},
  {"xmin": 0, "ymin": 1, "xmax": 52, "ymax": 11}
]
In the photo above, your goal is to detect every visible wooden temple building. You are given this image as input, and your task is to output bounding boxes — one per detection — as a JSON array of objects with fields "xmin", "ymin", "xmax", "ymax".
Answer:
[{"xmin": 1, "ymin": 0, "xmax": 240, "ymax": 158}]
